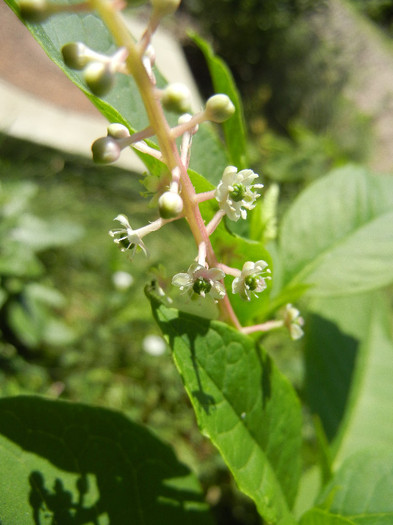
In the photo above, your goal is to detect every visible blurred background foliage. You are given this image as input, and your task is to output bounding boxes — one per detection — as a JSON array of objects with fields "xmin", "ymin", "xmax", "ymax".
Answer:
[{"xmin": 2, "ymin": 0, "xmax": 393, "ymax": 523}]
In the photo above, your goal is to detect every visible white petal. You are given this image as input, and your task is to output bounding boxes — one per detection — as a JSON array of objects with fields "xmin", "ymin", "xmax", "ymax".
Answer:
[{"xmin": 114, "ymin": 214, "xmax": 131, "ymax": 229}]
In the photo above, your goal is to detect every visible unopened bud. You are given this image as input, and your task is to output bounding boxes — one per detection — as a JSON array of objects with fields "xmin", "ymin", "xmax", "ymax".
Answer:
[
  {"xmin": 62, "ymin": 42, "xmax": 90, "ymax": 70},
  {"xmin": 161, "ymin": 83, "xmax": 191, "ymax": 114},
  {"xmin": 151, "ymin": 0, "xmax": 181, "ymax": 18},
  {"xmin": 158, "ymin": 191, "xmax": 183, "ymax": 218},
  {"xmin": 84, "ymin": 62, "xmax": 114, "ymax": 97},
  {"xmin": 205, "ymin": 94, "xmax": 235, "ymax": 123},
  {"xmin": 19, "ymin": 0, "xmax": 51, "ymax": 22},
  {"xmin": 107, "ymin": 123, "xmax": 130, "ymax": 139},
  {"xmin": 92, "ymin": 137, "xmax": 121, "ymax": 164}
]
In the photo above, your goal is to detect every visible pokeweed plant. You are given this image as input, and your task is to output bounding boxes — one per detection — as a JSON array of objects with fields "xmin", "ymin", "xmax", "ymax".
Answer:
[{"xmin": 1, "ymin": 0, "xmax": 393, "ymax": 524}]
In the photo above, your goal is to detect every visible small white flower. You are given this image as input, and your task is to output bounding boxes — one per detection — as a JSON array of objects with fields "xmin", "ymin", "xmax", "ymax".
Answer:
[
  {"xmin": 282, "ymin": 304, "xmax": 305, "ymax": 340},
  {"xmin": 215, "ymin": 166, "xmax": 263, "ymax": 221},
  {"xmin": 172, "ymin": 262, "xmax": 226, "ymax": 300},
  {"xmin": 232, "ymin": 260, "xmax": 271, "ymax": 301},
  {"xmin": 109, "ymin": 214, "xmax": 147, "ymax": 258}
]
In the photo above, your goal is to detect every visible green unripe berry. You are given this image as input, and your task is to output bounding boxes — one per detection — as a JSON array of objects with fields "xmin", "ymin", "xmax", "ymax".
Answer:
[
  {"xmin": 193, "ymin": 277, "xmax": 212, "ymax": 296},
  {"xmin": 245, "ymin": 275, "xmax": 259, "ymax": 291},
  {"xmin": 19, "ymin": 0, "xmax": 51, "ymax": 22},
  {"xmin": 205, "ymin": 94, "xmax": 235, "ymax": 123},
  {"xmin": 161, "ymin": 83, "xmax": 191, "ymax": 114},
  {"xmin": 91, "ymin": 137, "xmax": 121, "ymax": 164},
  {"xmin": 151, "ymin": 0, "xmax": 181, "ymax": 18},
  {"xmin": 84, "ymin": 62, "xmax": 114, "ymax": 97},
  {"xmin": 62, "ymin": 42, "xmax": 90, "ymax": 70},
  {"xmin": 229, "ymin": 183, "xmax": 246, "ymax": 202},
  {"xmin": 158, "ymin": 191, "xmax": 183, "ymax": 218}
]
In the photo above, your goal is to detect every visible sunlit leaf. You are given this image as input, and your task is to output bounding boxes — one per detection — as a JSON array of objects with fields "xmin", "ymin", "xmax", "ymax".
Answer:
[{"xmin": 147, "ymin": 284, "xmax": 302, "ymax": 525}]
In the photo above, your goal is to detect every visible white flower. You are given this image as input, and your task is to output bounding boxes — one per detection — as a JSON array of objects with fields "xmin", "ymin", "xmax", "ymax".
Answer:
[
  {"xmin": 215, "ymin": 166, "xmax": 263, "ymax": 221},
  {"xmin": 172, "ymin": 262, "xmax": 226, "ymax": 300},
  {"xmin": 282, "ymin": 304, "xmax": 305, "ymax": 340},
  {"xmin": 232, "ymin": 260, "xmax": 271, "ymax": 301},
  {"xmin": 109, "ymin": 214, "xmax": 147, "ymax": 258}
]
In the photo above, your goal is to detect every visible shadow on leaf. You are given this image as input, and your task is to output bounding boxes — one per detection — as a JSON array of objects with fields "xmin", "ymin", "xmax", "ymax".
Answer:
[
  {"xmin": 0, "ymin": 396, "xmax": 214, "ymax": 525},
  {"xmin": 148, "ymin": 287, "xmax": 216, "ymax": 414}
]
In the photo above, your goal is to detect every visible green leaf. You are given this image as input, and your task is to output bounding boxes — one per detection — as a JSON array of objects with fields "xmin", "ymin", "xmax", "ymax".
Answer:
[
  {"xmin": 300, "ymin": 508, "xmax": 356, "ymax": 525},
  {"xmin": 329, "ymin": 293, "xmax": 393, "ymax": 467},
  {"xmin": 0, "ymin": 396, "xmax": 214, "ymax": 525},
  {"xmin": 4, "ymin": 0, "xmax": 228, "ymax": 183},
  {"xmin": 303, "ymin": 449, "xmax": 393, "ymax": 525},
  {"xmin": 191, "ymin": 32, "xmax": 248, "ymax": 169},
  {"xmin": 305, "ymin": 291, "xmax": 393, "ymax": 467},
  {"xmin": 279, "ymin": 165, "xmax": 393, "ymax": 296},
  {"xmin": 147, "ymin": 284, "xmax": 302, "ymax": 525}
]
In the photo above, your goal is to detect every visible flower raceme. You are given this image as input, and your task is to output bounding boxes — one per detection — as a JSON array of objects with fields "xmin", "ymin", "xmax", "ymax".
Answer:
[{"xmin": 20, "ymin": 0, "xmax": 304, "ymax": 337}]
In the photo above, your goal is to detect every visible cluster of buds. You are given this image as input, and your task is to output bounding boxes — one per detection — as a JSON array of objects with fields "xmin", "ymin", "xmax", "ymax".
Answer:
[
  {"xmin": 62, "ymin": 42, "xmax": 129, "ymax": 96},
  {"xmin": 18, "ymin": 0, "xmax": 304, "ymax": 339}
]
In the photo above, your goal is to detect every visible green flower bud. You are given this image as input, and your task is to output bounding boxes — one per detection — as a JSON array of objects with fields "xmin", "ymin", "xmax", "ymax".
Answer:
[
  {"xmin": 91, "ymin": 137, "xmax": 121, "ymax": 164},
  {"xmin": 107, "ymin": 123, "xmax": 130, "ymax": 139},
  {"xmin": 84, "ymin": 62, "xmax": 114, "ymax": 97},
  {"xmin": 205, "ymin": 94, "xmax": 235, "ymax": 123},
  {"xmin": 19, "ymin": 0, "xmax": 51, "ymax": 22},
  {"xmin": 62, "ymin": 42, "xmax": 90, "ymax": 70},
  {"xmin": 158, "ymin": 191, "xmax": 183, "ymax": 218},
  {"xmin": 161, "ymin": 83, "xmax": 191, "ymax": 114},
  {"xmin": 151, "ymin": 0, "xmax": 181, "ymax": 18}
]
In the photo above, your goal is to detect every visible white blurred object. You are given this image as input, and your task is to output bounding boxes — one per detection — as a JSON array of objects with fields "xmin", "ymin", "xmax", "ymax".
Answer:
[
  {"xmin": 142, "ymin": 334, "xmax": 166, "ymax": 356},
  {"xmin": 112, "ymin": 271, "xmax": 134, "ymax": 290}
]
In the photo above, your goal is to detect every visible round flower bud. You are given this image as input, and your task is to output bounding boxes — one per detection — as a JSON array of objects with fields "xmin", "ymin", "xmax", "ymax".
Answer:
[
  {"xmin": 161, "ymin": 83, "xmax": 191, "ymax": 114},
  {"xmin": 205, "ymin": 94, "xmax": 235, "ymax": 123},
  {"xmin": 62, "ymin": 42, "xmax": 90, "ymax": 70},
  {"xmin": 84, "ymin": 62, "xmax": 114, "ymax": 97},
  {"xmin": 151, "ymin": 0, "xmax": 181, "ymax": 18},
  {"xmin": 19, "ymin": 0, "xmax": 51, "ymax": 22},
  {"xmin": 91, "ymin": 136, "xmax": 121, "ymax": 164},
  {"xmin": 158, "ymin": 191, "xmax": 183, "ymax": 219},
  {"xmin": 107, "ymin": 123, "xmax": 130, "ymax": 139}
]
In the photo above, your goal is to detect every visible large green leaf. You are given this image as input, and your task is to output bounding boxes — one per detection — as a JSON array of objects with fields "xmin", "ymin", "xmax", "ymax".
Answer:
[
  {"xmin": 190, "ymin": 32, "xmax": 248, "ymax": 170},
  {"xmin": 147, "ymin": 284, "xmax": 302, "ymax": 525},
  {"xmin": 0, "ymin": 396, "xmax": 214, "ymax": 525},
  {"xmin": 279, "ymin": 165, "xmax": 393, "ymax": 296},
  {"xmin": 4, "ymin": 0, "xmax": 228, "ymax": 183},
  {"xmin": 330, "ymin": 294, "xmax": 393, "ymax": 466},
  {"xmin": 306, "ymin": 292, "xmax": 393, "ymax": 468},
  {"xmin": 301, "ymin": 449, "xmax": 393, "ymax": 525}
]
